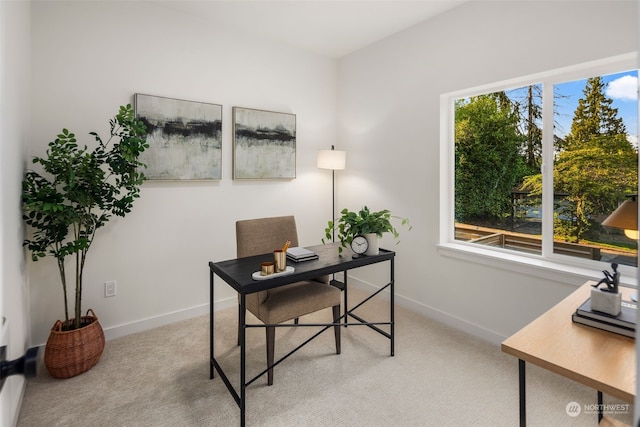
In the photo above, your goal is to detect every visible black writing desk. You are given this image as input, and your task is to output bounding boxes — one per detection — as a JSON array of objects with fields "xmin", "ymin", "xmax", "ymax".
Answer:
[{"xmin": 208, "ymin": 242, "xmax": 395, "ymax": 426}]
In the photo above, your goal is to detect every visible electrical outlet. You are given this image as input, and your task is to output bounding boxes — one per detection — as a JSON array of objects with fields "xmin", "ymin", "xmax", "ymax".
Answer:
[{"xmin": 105, "ymin": 281, "xmax": 117, "ymax": 298}]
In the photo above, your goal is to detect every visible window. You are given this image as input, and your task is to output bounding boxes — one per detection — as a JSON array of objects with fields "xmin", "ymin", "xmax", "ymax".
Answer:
[{"xmin": 440, "ymin": 54, "xmax": 639, "ymax": 280}]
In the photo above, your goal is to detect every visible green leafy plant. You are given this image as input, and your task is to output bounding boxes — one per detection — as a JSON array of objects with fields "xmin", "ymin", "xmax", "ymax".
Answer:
[
  {"xmin": 323, "ymin": 206, "xmax": 411, "ymax": 253},
  {"xmin": 22, "ymin": 104, "xmax": 148, "ymax": 330}
]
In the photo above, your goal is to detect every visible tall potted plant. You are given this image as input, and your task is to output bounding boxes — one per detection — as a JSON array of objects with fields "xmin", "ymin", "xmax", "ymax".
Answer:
[
  {"xmin": 22, "ymin": 104, "xmax": 148, "ymax": 378},
  {"xmin": 323, "ymin": 206, "xmax": 411, "ymax": 255}
]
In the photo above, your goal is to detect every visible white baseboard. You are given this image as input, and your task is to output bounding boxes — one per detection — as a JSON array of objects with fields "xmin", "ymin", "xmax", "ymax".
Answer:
[
  {"xmin": 346, "ymin": 275, "xmax": 507, "ymax": 346},
  {"xmin": 10, "ymin": 379, "xmax": 26, "ymax": 427},
  {"xmin": 33, "ymin": 296, "xmax": 238, "ymax": 348},
  {"xmin": 34, "ymin": 279, "xmax": 505, "ymax": 349},
  {"xmin": 101, "ymin": 297, "xmax": 238, "ymax": 342}
]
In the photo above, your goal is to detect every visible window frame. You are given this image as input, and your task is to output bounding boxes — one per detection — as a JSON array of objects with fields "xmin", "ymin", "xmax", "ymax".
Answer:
[{"xmin": 438, "ymin": 52, "xmax": 639, "ymax": 288}]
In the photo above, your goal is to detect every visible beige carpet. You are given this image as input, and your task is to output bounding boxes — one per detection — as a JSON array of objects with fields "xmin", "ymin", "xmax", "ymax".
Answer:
[{"xmin": 17, "ymin": 288, "xmax": 633, "ymax": 426}]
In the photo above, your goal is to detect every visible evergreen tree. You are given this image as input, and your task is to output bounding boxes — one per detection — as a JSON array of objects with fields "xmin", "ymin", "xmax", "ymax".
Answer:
[
  {"xmin": 522, "ymin": 85, "xmax": 543, "ymax": 171},
  {"xmin": 564, "ymin": 77, "xmax": 627, "ymax": 149},
  {"xmin": 510, "ymin": 84, "xmax": 566, "ymax": 172},
  {"xmin": 522, "ymin": 76, "xmax": 636, "ymax": 243},
  {"xmin": 553, "ymin": 77, "xmax": 635, "ymax": 242}
]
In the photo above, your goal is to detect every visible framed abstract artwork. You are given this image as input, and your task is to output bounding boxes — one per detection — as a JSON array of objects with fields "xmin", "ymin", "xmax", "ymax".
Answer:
[
  {"xmin": 134, "ymin": 94, "xmax": 222, "ymax": 180},
  {"xmin": 232, "ymin": 107, "xmax": 296, "ymax": 179}
]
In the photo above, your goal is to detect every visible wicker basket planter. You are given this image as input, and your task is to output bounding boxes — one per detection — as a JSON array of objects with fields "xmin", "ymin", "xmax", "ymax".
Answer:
[
  {"xmin": 44, "ymin": 309, "xmax": 105, "ymax": 379},
  {"xmin": 21, "ymin": 107, "xmax": 145, "ymax": 380}
]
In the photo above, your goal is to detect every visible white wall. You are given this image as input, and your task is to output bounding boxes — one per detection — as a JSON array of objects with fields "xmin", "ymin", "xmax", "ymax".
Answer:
[
  {"xmin": 28, "ymin": 1, "xmax": 338, "ymax": 345},
  {"xmin": 337, "ymin": 0, "xmax": 639, "ymax": 343},
  {"xmin": 1, "ymin": 0, "xmax": 31, "ymax": 425},
  {"xmin": 24, "ymin": 0, "xmax": 640, "ymax": 350},
  {"xmin": 10, "ymin": 0, "xmax": 636, "ymax": 423}
]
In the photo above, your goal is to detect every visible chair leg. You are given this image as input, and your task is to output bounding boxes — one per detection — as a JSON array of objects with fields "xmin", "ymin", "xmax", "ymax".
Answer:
[
  {"xmin": 294, "ymin": 317, "xmax": 299, "ymax": 325},
  {"xmin": 332, "ymin": 305, "xmax": 341, "ymax": 354},
  {"xmin": 237, "ymin": 304, "xmax": 241, "ymax": 346},
  {"xmin": 266, "ymin": 326, "xmax": 275, "ymax": 386}
]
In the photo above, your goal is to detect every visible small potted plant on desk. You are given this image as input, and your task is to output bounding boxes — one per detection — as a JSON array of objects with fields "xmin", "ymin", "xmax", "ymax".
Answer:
[
  {"xmin": 22, "ymin": 104, "xmax": 148, "ymax": 379},
  {"xmin": 323, "ymin": 206, "xmax": 411, "ymax": 256}
]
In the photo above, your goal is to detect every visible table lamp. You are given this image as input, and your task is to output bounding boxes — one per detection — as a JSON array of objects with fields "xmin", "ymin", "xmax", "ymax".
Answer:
[
  {"xmin": 317, "ymin": 145, "xmax": 346, "ymax": 241},
  {"xmin": 602, "ymin": 194, "xmax": 638, "ymax": 301},
  {"xmin": 602, "ymin": 195, "xmax": 638, "ymax": 240}
]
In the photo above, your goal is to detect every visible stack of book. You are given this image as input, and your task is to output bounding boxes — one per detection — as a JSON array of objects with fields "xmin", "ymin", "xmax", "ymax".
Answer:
[
  {"xmin": 572, "ymin": 298, "xmax": 637, "ymax": 338},
  {"xmin": 286, "ymin": 247, "xmax": 319, "ymax": 263}
]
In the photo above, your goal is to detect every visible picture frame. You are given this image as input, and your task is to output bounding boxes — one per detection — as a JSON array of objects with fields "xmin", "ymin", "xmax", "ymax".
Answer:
[
  {"xmin": 134, "ymin": 94, "xmax": 222, "ymax": 181},
  {"xmin": 232, "ymin": 107, "xmax": 296, "ymax": 180}
]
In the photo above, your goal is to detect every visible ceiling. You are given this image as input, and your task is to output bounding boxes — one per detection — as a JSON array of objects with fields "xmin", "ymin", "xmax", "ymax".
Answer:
[{"xmin": 159, "ymin": 0, "xmax": 469, "ymax": 58}]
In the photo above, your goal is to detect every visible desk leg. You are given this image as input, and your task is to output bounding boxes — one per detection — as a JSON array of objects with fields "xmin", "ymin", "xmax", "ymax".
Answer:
[
  {"xmin": 210, "ymin": 270, "xmax": 215, "ymax": 379},
  {"xmin": 519, "ymin": 359, "xmax": 526, "ymax": 427},
  {"xmin": 240, "ymin": 294, "xmax": 246, "ymax": 427},
  {"xmin": 343, "ymin": 271, "xmax": 348, "ymax": 328},
  {"xmin": 597, "ymin": 391, "xmax": 603, "ymax": 423},
  {"xmin": 390, "ymin": 257, "xmax": 395, "ymax": 357}
]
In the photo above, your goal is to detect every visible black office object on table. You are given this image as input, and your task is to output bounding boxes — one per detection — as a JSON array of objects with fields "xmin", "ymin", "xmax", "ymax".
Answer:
[
  {"xmin": 285, "ymin": 246, "xmax": 319, "ymax": 262},
  {"xmin": 571, "ymin": 313, "xmax": 635, "ymax": 338},
  {"xmin": 208, "ymin": 242, "xmax": 395, "ymax": 426},
  {"xmin": 575, "ymin": 298, "xmax": 636, "ymax": 329},
  {"xmin": 572, "ymin": 298, "xmax": 637, "ymax": 338}
]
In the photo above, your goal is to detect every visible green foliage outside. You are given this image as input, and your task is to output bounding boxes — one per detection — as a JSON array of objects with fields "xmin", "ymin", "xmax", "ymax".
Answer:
[
  {"xmin": 456, "ymin": 75, "xmax": 637, "ymax": 246},
  {"xmin": 454, "ymin": 94, "xmax": 528, "ymax": 223},
  {"xmin": 22, "ymin": 105, "xmax": 148, "ymax": 330},
  {"xmin": 522, "ymin": 77, "xmax": 637, "ymax": 243}
]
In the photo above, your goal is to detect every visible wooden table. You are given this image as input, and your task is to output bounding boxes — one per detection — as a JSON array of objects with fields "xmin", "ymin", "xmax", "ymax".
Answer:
[{"xmin": 502, "ymin": 281, "xmax": 636, "ymax": 426}]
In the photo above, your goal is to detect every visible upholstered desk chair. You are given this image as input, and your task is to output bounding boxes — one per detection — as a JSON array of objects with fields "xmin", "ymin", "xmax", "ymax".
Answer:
[{"xmin": 236, "ymin": 215, "xmax": 342, "ymax": 386}]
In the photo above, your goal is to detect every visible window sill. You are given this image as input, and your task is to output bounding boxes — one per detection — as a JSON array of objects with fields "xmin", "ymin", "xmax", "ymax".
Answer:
[{"xmin": 436, "ymin": 242, "xmax": 638, "ymax": 289}]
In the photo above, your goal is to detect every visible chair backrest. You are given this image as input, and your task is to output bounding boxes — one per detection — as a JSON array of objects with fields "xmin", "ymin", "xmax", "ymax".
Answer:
[{"xmin": 236, "ymin": 216, "xmax": 300, "ymax": 258}]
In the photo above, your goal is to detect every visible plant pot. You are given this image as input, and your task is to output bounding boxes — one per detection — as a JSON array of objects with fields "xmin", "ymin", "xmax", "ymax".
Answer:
[
  {"xmin": 364, "ymin": 233, "xmax": 380, "ymax": 256},
  {"xmin": 44, "ymin": 309, "xmax": 105, "ymax": 379}
]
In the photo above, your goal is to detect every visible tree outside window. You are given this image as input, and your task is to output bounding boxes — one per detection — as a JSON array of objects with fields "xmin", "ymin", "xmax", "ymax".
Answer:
[{"xmin": 453, "ymin": 69, "xmax": 638, "ymax": 267}]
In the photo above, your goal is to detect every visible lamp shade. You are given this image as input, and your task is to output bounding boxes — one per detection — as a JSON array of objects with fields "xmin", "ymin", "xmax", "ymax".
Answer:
[
  {"xmin": 602, "ymin": 199, "xmax": 638, "ymax": 239},
  {"xmin": 317, "ymin": 149, "xmax": 346, "ymax": 170}
]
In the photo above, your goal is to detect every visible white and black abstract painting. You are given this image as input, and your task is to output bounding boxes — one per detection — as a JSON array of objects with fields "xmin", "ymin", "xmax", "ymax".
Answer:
[
  {"xmin": 232, "ymin": 107, "xmax": 296, "ymax": 179},
  {"xmin": 134, "ymin": 94, "xmax": 222, "ymax": 180}
]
